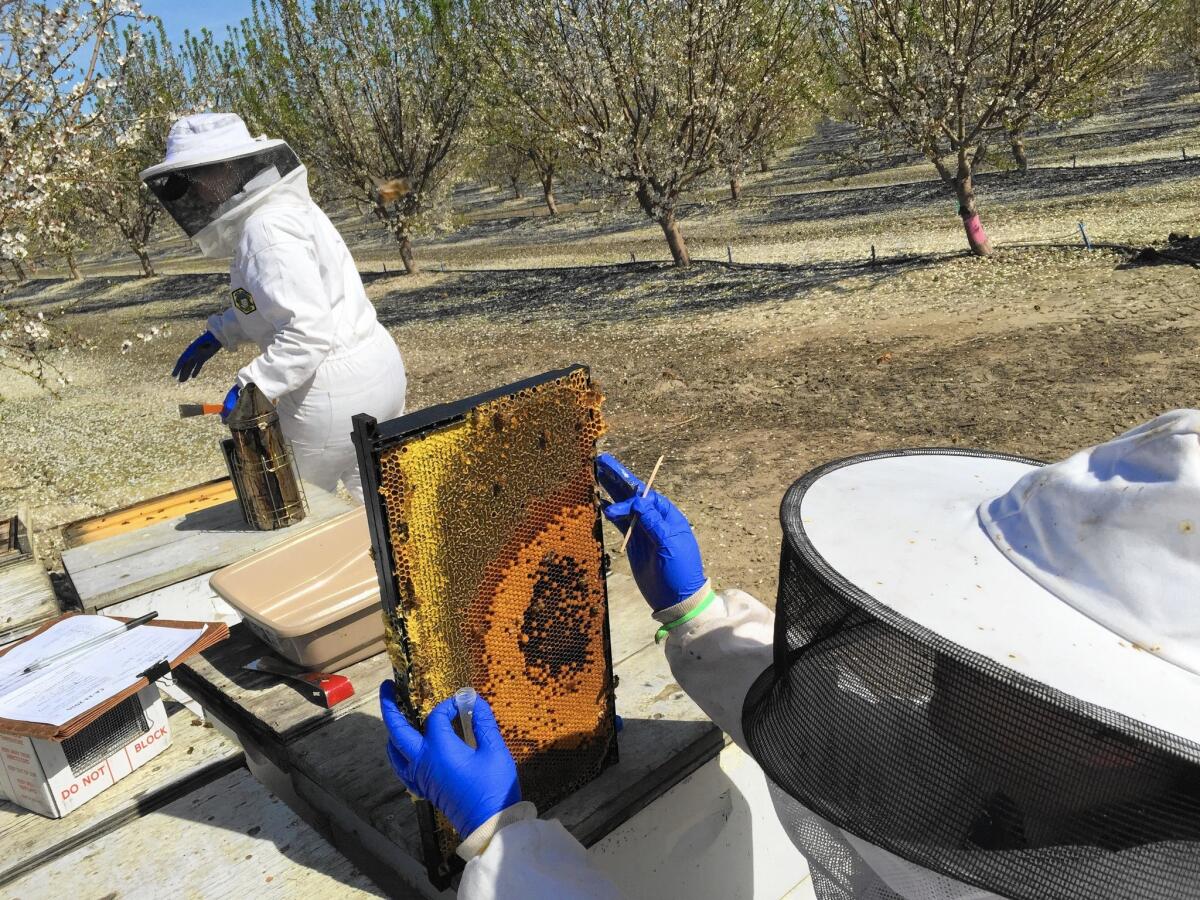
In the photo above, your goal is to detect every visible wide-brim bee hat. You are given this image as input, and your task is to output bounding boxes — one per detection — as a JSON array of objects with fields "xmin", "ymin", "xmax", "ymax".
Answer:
[
  {"xmin": 139, "ymin": 113, "xmax": 300, "ymax": 239},
  {"xmin": 743, "ymin": 410, "xmax": 1200, "ymax": 900}
]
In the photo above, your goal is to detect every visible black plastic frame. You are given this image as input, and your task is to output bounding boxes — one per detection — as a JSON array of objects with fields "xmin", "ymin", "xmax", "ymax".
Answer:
[{"xmin": 352, "ymin": 364, "xmax": 620, "ymax": 889}]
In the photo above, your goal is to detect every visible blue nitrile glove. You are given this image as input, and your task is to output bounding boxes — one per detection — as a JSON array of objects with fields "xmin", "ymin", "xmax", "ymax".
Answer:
[
  {"xmin": 172, "ymin": 331, "xmax": 221, "ymax": 382},
  {"xmin": 379, "ymin": 682, "xmax": 522, "ymax": 837},
  {"xmin": 220, "ymin": 383, "xmax": 240, "ymax": 422},
  {"xmin": 596, "ymin": 453, "xmax": 707, "ymax": 611}
]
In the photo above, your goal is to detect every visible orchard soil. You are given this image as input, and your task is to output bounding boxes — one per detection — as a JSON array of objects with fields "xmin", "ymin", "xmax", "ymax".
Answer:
[{"xmin": 3, "ymin": 73, "xmax": 1199, "ymax": 603}]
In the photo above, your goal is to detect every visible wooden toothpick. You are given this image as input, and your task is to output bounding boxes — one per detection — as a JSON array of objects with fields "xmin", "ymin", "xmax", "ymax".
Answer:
[{"xmin": 617, "ymin": 454, "xmax": 664, "ymax": 554}]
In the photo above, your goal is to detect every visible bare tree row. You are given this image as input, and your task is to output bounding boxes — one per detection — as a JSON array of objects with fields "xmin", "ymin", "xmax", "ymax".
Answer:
[{"xmin": 5, "ymin": 0, "xmax": 1190, "ymax": 283}]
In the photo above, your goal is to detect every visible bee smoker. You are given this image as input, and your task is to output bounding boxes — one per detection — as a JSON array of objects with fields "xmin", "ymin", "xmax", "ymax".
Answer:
[{"xmin": 220, "ymin": 383, "xmax": 307, "ymax": 530}]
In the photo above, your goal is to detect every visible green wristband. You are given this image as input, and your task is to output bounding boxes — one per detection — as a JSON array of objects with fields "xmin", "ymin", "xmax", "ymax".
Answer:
[{"xmin": 654, "ymin": 589, "xmax": 717, "ymax": 644}]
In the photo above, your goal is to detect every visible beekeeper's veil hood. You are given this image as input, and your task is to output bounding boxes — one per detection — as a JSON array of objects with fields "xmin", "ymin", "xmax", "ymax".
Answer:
[
  {"xmin": 744, "ymin": 410, "xmax": 1200, "ymax": 900},
  {"xmin": 140, "ymin": 113, "xmax": 305, "ymax": 258}
]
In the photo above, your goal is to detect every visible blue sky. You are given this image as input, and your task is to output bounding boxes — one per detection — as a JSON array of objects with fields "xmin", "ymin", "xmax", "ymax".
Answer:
[{"xmin": 139, "ymin": 0, "xmax": 253, "ymax": 45}]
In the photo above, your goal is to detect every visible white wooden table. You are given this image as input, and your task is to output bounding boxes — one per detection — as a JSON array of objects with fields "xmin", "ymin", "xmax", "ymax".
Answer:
[
  {"xmin": 0, "ymin": 699, "xmax": 243, "ymax": 889},
  {"xmin": 0, "ymin": 513, "xmax": 56, "ymax": 645},
  {"xmin": 4, "ymin": 767, "xmax": 384, "ymax": 898},
  {"xmin": 61, "ymin": 485, "xmax": 355, "ymax": 612}
]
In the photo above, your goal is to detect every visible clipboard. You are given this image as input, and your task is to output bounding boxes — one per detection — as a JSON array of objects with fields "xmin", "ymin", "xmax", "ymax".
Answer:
[{"xmin": 0, "ymin": 613, "xmax": 228, "ymax": 741}]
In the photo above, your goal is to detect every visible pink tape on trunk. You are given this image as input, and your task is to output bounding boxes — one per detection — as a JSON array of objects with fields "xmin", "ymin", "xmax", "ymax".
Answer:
[{"xmin": 964, "ymin": 213, "xmax": 988, "ymax": 247}]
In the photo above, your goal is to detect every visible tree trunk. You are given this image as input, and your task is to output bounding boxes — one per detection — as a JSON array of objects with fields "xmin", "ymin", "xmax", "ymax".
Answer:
[
  {"xmin": 397, "ymin": 233, "xmax": 418, "ymax": 274},
  {"xmin": 973, "ymin": 142, "xmax": 989, "ymax": 172},
  {"xmin": 135, "ymin": 248, "xmax": 156, "ymax": 277},
  {"xmin": 658, "ymin": 215, "xmax": 691, "ymax": 267},
  {"xmin": 634, "ymin": 183, "xmax": 691, "ymax": 266},
  {"xmin": 11, "ymin": 259, "xmax": 27, "ymax": 282},
  {"xmin": 1010, "ymin": 133, "xmax": 1028, "ymax": 172},
  {"xmin": 758, "ymin": 157, "xmax": 770, "ymax": 174},
  {"xmin": 954, "ymin": 168, "xmax": 992, "ymax": 257},
  {"xmin": 730, "ymin": 177, "xmax": 742, "ymax": 201},
  {"xmin": 509, "ymin": 175, "xmax": 522, "ymax": 200},
  {"xmin": 541, "ymin": 175, "xmax": 559, "ymax": 216},
  {"xmin": 65, "ymin": 249, "xmax": 82, "ymax": 281}
]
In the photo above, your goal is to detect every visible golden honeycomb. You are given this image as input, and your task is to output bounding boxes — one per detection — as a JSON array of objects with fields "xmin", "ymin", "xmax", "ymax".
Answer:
[{"xmin": 371, "ymin": 367, "xmax": 616, "ymax": 867}]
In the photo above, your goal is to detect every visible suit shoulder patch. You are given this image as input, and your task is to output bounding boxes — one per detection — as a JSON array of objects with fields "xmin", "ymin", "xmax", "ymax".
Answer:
[{"xmin": 232, "ymin": 287, "xmax": 257, "ymax": 314}]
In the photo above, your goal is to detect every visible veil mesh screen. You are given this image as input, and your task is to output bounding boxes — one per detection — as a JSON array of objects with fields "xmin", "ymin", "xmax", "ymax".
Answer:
[
  {"xmin": 355, "ymin": 366, "xmax": 618, "ymax": 885},
  {"xmin": 744, "ymin": 449, "xmax": 1200, "ymax": 900}
]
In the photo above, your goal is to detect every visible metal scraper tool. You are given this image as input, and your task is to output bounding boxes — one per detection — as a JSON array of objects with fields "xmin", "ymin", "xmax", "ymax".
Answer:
[{"xmin": 243, "ymin": 656, "xmax": 355, "ymax": 708}]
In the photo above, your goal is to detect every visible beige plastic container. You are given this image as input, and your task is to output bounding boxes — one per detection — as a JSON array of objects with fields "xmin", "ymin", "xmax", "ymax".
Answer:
[{"xmin": 209, "ymin": 507, "xmax": 384, "ymax": 671}]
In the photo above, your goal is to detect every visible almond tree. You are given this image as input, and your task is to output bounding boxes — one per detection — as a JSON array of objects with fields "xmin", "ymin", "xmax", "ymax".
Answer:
[
  {"xmin": 718, "ymin": 10, "xmax": 821, "ymax": 200},
  {"xmin": 718, "ymin": 86, "xmax": 818, "ymax": 199},
  {"xmin": 1, "ymin": 0, "xmax": 140, "ymax": 390},
  {"xmin": 29, "ymin": 161, "xmax": 99, "ymax": 278},
  {"xmin": 78, "ymin": 21, "xmax": 196, "ymax": 277},
  {"xmin": 216, "ymin": 0, "xmax": 481, "ymax": 275},
  {"xmin": 485, "ymin": 0, "xmax": 816, "ymax": 266},
  {"xmin": 821, "ymin": 0, "xmax": 1161, "ymax": 256},
  {"xmin": 1162, "ymin": 0, "xmax": 1200, "ymax": 89},
  {"xmin": 476, "ymin": 139, "xmax": 530, "ymax": 200},
  {"xmin": 476, "ymin": 101, "xmax": 566, "ymax": 215},
  {"xmin": 0, "ymin": 0, "xmax": 141, "ymax": 274}
]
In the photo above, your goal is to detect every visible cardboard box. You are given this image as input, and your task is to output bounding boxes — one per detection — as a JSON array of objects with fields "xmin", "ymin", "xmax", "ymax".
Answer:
[{"xmin": 0, "ymin": 685, "xmax": 170, "ymax": 818}]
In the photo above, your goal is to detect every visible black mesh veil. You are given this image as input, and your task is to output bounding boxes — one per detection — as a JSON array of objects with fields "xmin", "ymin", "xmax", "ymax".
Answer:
[
  {"xmin": 742, "ymin": 449, "xmax": 1200, "ymax": 900},
  {"xmin": 143, "ymin": 143, "xmax": 301, "ymax": 236}
]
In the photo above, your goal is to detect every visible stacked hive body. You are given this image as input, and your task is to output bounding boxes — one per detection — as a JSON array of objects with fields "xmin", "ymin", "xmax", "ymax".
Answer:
[{"xmin": 352, "ymin": 365, "xmax": 618, "ymax": 884}]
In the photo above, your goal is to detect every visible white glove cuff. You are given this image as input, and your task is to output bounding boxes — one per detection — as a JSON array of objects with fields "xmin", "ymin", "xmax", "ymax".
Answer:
[
  {"xmin": 652, "ymin": 579, "xmax": 714, "ymax": 624},
  {"xmin": 456, "ymin": 800, "xmax": 538, "ymax": 861}
]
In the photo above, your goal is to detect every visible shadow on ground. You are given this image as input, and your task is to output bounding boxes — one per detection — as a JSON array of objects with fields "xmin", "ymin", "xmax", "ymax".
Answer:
[
  {"xmin": 369, "ymin": 255, "xmax": 960, "ymax": 329},
  {"xmin": 3, "ymin": 273, "xmax": 228, "ymax": 318},
  {"xmin": 740, "ymin": 156, "xmax": 1200, "ymax": 228}
]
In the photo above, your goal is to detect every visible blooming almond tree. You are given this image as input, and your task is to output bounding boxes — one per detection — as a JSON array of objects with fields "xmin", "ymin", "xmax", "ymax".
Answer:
[
  {"xmin": 79, "ymin": 20, "xmax": 198, "ymax": 277},
  {"xmin": 0, "ymin": 1, "xmax": 141, "ymax": 272},
  {"xmin": 476, "ymin": 140, "xmax": 531, "ymax": 201},
  {"xmin": 476, "ymin": 98, "xmax": 567, "ymax": 216},
  {"xmin": 217, "ymin": 0, "xmax": 481, "ymax": 275},
  {"xmin": 1, "ymin": 0, "xmax": 140, "ymax": 390},
  {"xmin": 717, "ymin": 75, "xmax": 819, "ymax": 200},
  {"xmin": 821, "ymin": 0, "xmax": 1161, "ymax": 256},
  {"xmin": 1162, "ymin": 0, "xmax": 1200, "ymax": 89},
  {"xmin": 485, "ymin": 0, "xmax": 816, "ymax": 266},
  {"xmin": 28, "ymin": 157, "xmax": 100, "ymax": 279}
]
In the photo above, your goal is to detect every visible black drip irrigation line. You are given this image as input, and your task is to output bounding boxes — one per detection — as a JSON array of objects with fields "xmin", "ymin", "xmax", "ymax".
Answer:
[{"xmin": 367, "ymin": 241, "xmax": 1116, "ymax": 280}]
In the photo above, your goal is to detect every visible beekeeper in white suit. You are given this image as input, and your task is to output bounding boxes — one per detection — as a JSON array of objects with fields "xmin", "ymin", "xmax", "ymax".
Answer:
[
  {"xmin": 142, "ymin": 112, "xmax": 406, "ymax": 503},
  {"xmin": 380, "ymin": 411, "xmax": 1200, "ymax": 899}
]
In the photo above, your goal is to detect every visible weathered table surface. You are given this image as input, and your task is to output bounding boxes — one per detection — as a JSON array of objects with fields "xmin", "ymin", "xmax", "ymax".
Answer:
[
  {"xmin": 61, "ymin": 484, "xmax": 355, "ymax": 613},
  {"xmin": 0, "ymin": 698, "xmax": 243, "ymax": 888},
  {"xmin": 0, "ymin": 556, "xmax": 57, "ymax": 646},
  {"xmin": 4, "ymin": 767, "xmax": 385, "ymax": 898},
  {"xmin": 176, "ymin": 571, "xmax": 725, "ymax": 898},
  {"xmin": 1, "ymin": 510, "xmax": 58, "ymax": 646}
]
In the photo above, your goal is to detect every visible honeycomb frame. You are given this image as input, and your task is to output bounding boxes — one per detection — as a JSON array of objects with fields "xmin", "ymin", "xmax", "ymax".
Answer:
[{"xmin": 352, "ymin": 365, "xmax": 619, "ymax": 887}]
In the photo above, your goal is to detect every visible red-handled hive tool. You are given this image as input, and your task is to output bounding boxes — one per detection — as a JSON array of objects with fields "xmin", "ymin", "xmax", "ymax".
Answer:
[{"xmin": 243, "ymin": 656, "xmax": 355, "ymax": 708}]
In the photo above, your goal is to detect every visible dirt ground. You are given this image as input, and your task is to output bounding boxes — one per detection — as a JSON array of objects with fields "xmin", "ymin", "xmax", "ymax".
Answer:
[{"xmin": 3, "ymin": 73, "xmax": 1199, "ymax": 604}]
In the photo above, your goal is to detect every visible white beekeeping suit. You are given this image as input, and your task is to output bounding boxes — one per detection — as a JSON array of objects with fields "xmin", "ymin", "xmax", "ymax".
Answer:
[{"xmin": 142, "ymin": 113, "xmax": 406, "ymax": 502}]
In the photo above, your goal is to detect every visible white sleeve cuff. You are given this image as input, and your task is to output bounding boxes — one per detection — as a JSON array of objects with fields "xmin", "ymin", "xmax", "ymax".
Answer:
[
  {"xmin": 206, "ymin": 309, "xmax": 241, "ymax": 350},
  {"xmin": 456, "ymin": 801, "xmax": 538, "ymax": 861},
  {"xmin": 652, "ymin": 579, "xmax": 716, "ymax": 625}
]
